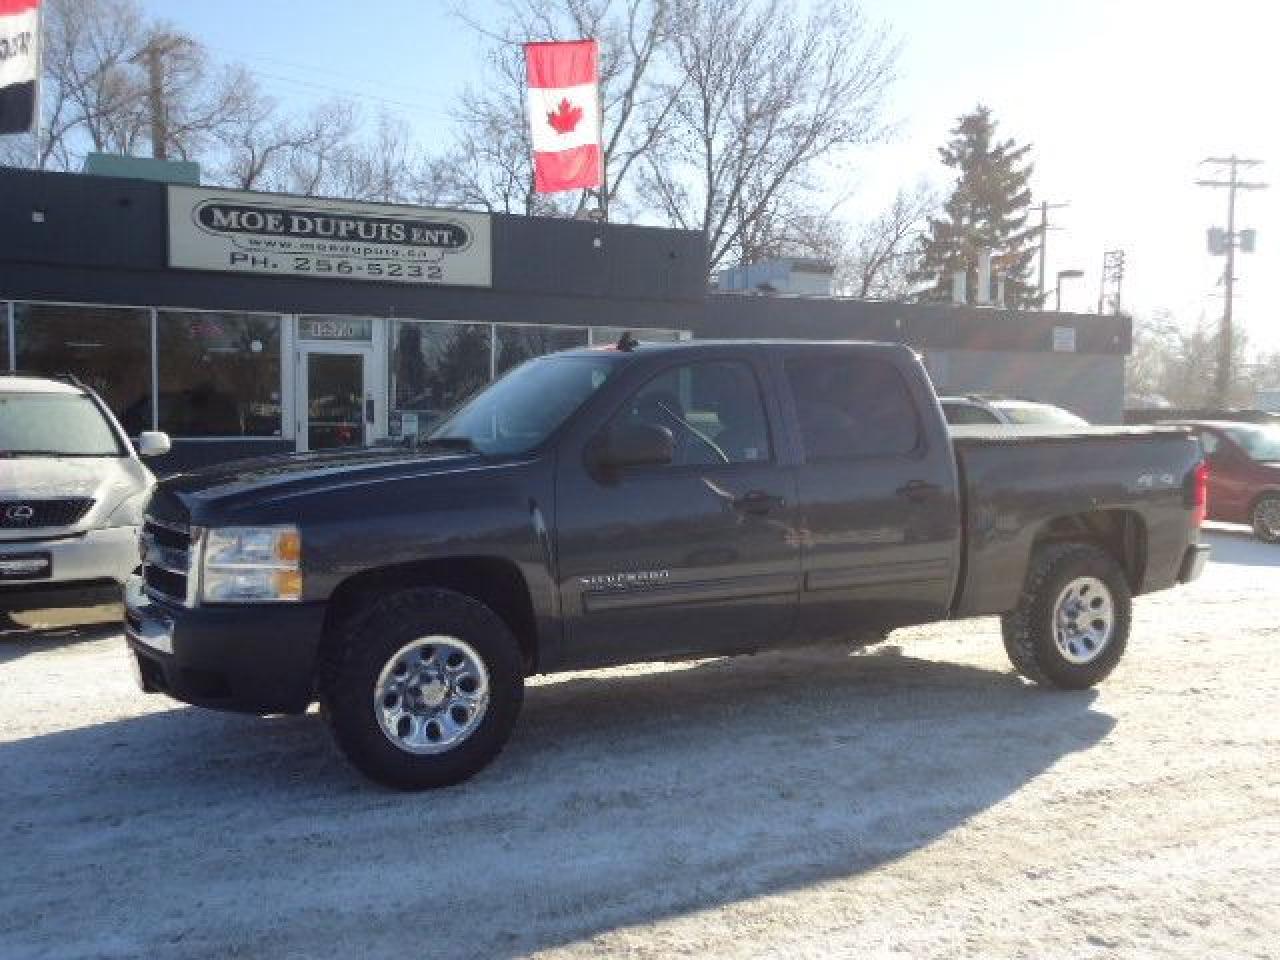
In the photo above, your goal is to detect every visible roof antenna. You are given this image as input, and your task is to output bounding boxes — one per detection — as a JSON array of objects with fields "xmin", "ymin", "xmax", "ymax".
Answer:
[{"xmin": 616, "ymin": 330, "xmax": 639, "ymax": 352}]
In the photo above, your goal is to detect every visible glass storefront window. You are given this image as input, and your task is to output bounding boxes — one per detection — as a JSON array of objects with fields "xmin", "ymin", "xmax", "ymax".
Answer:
[
  {"xmin": 495, "ymin": 325, "xmax": 589, "ymax": 377},
  {"xmin": 157, "ymin": 311, "xmax": 282, "ymax": 437},
  {"xmin": 392, "ymin": 321, "xmax": 493, "ymax": 427},
  {"xmin": 1, "ymin": 304, "xmax": 9, "ymax": 370},
  {"xmin": 590, "ymin": 326, "xmax": 685, "ymax": 345},
  {"xmin": 14, "ymin": 303, "xmax": 151, "ymax": 431}
]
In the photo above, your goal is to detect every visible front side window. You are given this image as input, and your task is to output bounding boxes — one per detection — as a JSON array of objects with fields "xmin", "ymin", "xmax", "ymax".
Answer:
[
  {"xmin": 0, "ymin": 392, "xmax": 122, "ymax": 456},
  {"xmin": 611, "ymin": 360, "xmax": 772, "ymax": 467},
  {"xmin": 157, "ymin": 312, "xmax": 282, "ymax": 437},
  {"xmin": 430, "ymin": 355, "xmax": 617, "ymax": 456},
  {"xmin": 786, "ymin": 355, "xmax": 920, "ymax": 460},
  {"xmin": 393, "ymin": 321, "xmax": 493, "ymax": 428},
  {"xmin": 14, "ymin": 304, "xmax": 150, "ymax": 431}
]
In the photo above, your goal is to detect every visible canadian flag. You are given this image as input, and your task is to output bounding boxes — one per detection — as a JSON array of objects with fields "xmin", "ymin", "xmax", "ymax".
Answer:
[
  {"xmin": 0, "ymin": 0, "xmax": 39, "ymax": 135},
  {"xmin": 524, "ymin": 40, "xmax": 602, "ymax": 194}
]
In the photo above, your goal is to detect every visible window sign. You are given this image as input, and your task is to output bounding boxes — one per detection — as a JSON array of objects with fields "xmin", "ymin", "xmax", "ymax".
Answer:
[{"xmin": 299, "ymin": 316, "xmax": 374, "ymax": 341}]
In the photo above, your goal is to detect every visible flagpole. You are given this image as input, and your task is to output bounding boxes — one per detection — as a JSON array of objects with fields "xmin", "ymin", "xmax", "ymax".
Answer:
[{"xmin": 30, "ymin": 0, "xmax": 42, "ymax": 169}]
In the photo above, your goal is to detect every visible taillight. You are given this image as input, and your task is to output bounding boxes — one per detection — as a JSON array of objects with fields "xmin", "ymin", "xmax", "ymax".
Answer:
[{"xmin": 1190, "ymin": 460, "xmax": 1209, "ymax": 528}]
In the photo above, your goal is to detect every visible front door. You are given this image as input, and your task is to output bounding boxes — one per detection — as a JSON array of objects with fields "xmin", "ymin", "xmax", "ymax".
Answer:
[
  {"xmin": 298, "ymin": 347, "xmax": 374, "ymax": 452},
  {"xmin": 555, "ymin": 356, "xmax": 801, "ymax": 669}
]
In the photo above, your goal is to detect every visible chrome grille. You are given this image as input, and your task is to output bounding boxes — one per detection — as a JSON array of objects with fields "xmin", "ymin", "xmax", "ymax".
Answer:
[
  {"xmin": 0, "ymin": 498, "xmax": 94, "ymax": 529},
  {"xmin": 141, "ymin": 517, "xmax": 192, "ymax": 604}
]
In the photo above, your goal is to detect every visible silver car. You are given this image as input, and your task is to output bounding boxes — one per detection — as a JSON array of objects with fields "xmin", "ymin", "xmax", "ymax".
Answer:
[{"xmin": 0, "ymin": 374, "xmax": 170, "ymax": 611}]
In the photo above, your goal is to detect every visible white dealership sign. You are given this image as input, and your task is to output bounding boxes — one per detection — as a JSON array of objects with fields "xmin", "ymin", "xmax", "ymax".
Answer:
[{"xmin": 167, "ymin": 186, "xmax": 491, "ymax": 287}]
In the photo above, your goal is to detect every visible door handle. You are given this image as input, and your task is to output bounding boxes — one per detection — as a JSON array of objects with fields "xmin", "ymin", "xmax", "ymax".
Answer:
[
  {"xmin": 733, "ymin": 490, "xmax": 785, "ymax": 515},
  {"xmin": 896, "ymin": 480, "xmax": 939, "ymax": 503}
]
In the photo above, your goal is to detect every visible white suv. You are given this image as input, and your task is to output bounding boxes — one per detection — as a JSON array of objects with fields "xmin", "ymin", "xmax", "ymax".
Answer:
[{"xmin": 0, "ymin": 374, "xmax": 170, "ymax": 611}]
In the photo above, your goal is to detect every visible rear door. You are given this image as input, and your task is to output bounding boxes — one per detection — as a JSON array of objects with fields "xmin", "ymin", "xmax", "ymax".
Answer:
[
  {"xmin": 555, "ymin": 353, "xmax": 800, "ymax": 667},
  {"xmin": 779, "ymin": 347, "xmax": 962, "ymax": 639}
]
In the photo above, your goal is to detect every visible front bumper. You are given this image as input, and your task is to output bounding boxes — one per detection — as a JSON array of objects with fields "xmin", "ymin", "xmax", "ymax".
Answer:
[
  {"xmin": 0, "ymin": 525, "xmax": 140, "ymax": 587},
  {"xmin": 124, "ymin": 576, "xmax": 327, "ymax": 715},
  {"xmin": 1179, "ymin": 542, "xmax": 1211, "ymax": 584}
]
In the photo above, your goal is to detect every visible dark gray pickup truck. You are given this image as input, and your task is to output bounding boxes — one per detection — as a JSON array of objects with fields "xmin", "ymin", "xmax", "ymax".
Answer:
[{"xmin": 125, "ymin": 339, "xmax": 1209, "ymax": 788}]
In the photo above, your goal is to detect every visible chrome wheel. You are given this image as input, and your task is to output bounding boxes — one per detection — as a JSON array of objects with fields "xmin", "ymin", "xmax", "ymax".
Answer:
[
  {"xmin": 1053, "ymin": 576, "xmax": 1115, "ymax": 665},
  {"xmin": 373, "ymin": 636, "xmax": 490, "ymax": 754}
]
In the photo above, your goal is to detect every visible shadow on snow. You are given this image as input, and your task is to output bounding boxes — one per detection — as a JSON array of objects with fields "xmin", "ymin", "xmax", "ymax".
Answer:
[{"xmin": 0, "ymin": 642, "xmax": 1114, "ymax": 958}]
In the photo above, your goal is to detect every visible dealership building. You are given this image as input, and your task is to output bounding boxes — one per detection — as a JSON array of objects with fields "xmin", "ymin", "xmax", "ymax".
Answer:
[{"xmin": 0, "ymin": 166, "xmax": 1130, "ymax": 472}]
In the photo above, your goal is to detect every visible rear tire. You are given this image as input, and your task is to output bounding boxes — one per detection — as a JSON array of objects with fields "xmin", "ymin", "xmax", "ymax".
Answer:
[
  {"xmin": 321, "ymin": 587, "xmax": 524, "ymax": 789},
  {"xmin": 1252, "ymin": 494, "xmax": 1280, "ymax": 544},
  {"xmin": 1001, "ymin": 543, "xmax": 1131, "ymax": 690}
]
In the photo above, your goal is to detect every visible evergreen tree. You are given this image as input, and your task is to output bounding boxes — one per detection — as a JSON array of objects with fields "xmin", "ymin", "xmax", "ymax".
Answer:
[{"xmin": 912, "ymin": 106, "xmax": 1038, "ymax": 308}]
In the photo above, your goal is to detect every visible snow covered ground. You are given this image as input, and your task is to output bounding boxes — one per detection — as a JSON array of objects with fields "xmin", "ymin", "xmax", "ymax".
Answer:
[{"xmin": 1, "ymin": 527, "xmax": 1277, "ymax": 959}]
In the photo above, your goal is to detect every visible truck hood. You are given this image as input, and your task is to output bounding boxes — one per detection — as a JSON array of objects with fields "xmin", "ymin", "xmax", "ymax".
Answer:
[{"xmin": 150, "ymin": 448, "xmax": 511, "ymax": 525}]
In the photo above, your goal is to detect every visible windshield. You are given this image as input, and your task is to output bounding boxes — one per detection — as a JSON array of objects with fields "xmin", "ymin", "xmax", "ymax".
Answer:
[
  {"xmin": 0, "ymin": 392, "xmax": 123, "ymax": 457},
  {"xmin": 994, "ymin": 403, "xmax": 1089, "ymax": 427},
  {"xmin": 1225, "ymin": 424, "xmax": 1280, "ymax": 462},
  {"xmin": 428, "ymin": 355, "xmax": 618, "ymax": 456}
]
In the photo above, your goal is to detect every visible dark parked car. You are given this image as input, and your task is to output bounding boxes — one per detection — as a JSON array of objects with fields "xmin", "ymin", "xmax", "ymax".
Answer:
[
  {"xmin": 1167, "ymin": 420, "xmax": 1280, "ymax": 542},
  {"xmin": 125, "ymin": 340, "xmax": 1209, "ymax": 788}
]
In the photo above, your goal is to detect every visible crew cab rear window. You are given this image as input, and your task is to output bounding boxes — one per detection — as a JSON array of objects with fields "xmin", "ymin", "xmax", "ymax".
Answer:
[{"xmin": 785, "ymin": 355, "xmax": 920, "ymax": 460}]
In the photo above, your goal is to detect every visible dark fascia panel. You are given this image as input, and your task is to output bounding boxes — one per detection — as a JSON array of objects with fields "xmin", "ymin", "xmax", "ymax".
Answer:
[
  {"xmin": 0, "ymin": 168, "xmax": 708, "ymax": 305},
  {"xmin": 696, "ymin": 293, "xmax": 1132, "ymax": 356}
]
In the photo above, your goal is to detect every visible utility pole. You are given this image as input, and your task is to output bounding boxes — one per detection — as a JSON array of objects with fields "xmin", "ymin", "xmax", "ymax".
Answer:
[
  {"xmin": 1196, "ymin": 156, "xmax": 1268, "ymax": 406},
  {"xmin": 1035, "ymin": 200, "xmax": 1070, "ymax": 309},
  {"xmin": 1097, "ymin": 249, "xmax": 1125, "ymax": 314},
  {"xmin": 129, "ymin": 32, "xmax": 190, "ymax": 161}
]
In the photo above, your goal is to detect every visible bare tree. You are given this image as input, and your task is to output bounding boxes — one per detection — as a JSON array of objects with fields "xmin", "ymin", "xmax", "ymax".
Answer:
[
  {"xmin": 321, "ymin": 111, "xmax": 424, "ymax": 204},
  {"xmin": 438, "ymin": 0, "xmax": 673, "ymax": 216},
  {"xmin": 644, "ymin": 0, "xmax": 895, "ymax": 271},
  {"xmin": 834, "ymin": 184, "xmax": 935, "ymax": 299},
  {"xmin": 216, "ymin": 87, "xmax": 359, "ymax": 195}
]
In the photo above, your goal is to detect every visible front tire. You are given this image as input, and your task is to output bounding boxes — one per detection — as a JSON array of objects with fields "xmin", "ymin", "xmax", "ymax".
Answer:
[
  {"xmin": 322, "ymin": 587, "xmax": 524, "ymax": 789},
  {"xmin": 1001, "ymin": 543, "xmax": 1131, "ymax": 689},
  {"xmin": 1252, "ymin": 494, "xmax": 1280, "ymax": 544}
]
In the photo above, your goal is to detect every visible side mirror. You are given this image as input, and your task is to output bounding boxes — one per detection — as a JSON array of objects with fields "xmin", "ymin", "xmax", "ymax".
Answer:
[
  {"xmin": 592, "ymin": 422, "xmax": 674, "ymax": 472},
  {"xmin": 137, "ymin": 431, "xmax": 172, "ymax": 458}
]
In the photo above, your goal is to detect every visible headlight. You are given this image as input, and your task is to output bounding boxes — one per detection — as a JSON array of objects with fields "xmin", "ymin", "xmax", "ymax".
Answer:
[{"xmin": 200, "ymin": 525, "xmax": 302, "ymax": 603}]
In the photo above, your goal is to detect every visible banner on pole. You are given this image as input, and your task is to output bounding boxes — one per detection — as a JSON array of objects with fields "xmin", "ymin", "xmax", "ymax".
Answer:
[
  {"xmin": 524, "ymin": 39, "xmax": 602, "ymax": 194},
  {"xmin": 0, "ymin": 0, "xmax": 39, "ymax": 135}
]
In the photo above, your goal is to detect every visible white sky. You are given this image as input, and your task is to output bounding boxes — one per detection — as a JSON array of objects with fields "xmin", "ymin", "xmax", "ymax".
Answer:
[
  {"xmin": 142, "ymin": 0, "xmax": 1279, "ymax": 347},
  {"xmin": 849, "ymin": 0, "xmax": 1279, "ymax": 346}
]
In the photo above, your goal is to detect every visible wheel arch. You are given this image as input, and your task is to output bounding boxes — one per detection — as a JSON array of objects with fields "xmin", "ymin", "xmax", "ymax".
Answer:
[
  {"xmin": 320, "ymin": 556, "xmax": 540, "ymax": 676},
  {"xmin": 1030, "ymin": 508, "xmax": 1147, "ymax": 593},
  {"xmin": 1247, "ymin": 487, "xmax": 1280, "ymax": 517}
]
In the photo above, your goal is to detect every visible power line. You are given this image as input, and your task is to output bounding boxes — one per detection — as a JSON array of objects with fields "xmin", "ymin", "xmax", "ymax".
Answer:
[
  {"xmin": 1195, "ymin": 155, "xmax": 1268, "ymax": 406},
  {"xmin": 241, "ymin": 66, "xmax": 450, "ymax": 116}
]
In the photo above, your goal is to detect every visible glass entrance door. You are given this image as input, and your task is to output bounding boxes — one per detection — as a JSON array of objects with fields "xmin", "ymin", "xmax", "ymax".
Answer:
[{"xmin": 299, "ymin": 348, "xmax": 372, "ymax": 452}]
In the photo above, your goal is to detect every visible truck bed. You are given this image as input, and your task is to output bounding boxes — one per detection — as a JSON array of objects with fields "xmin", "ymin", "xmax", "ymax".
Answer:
[{"xmin": 948, "ymin": 425, "xmax": 1202, "ymax": 618}]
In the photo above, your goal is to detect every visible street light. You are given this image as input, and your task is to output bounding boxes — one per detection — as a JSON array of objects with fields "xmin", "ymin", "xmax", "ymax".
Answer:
[{"xmin": 1055, "ymin": 269, "xmax": 1084, "ymax": 311}]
